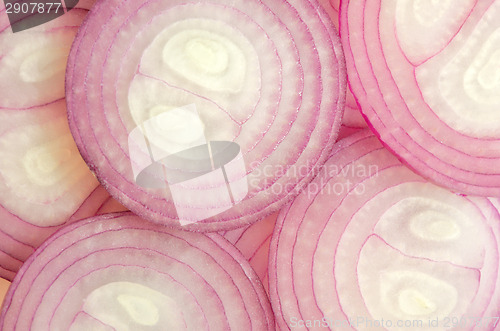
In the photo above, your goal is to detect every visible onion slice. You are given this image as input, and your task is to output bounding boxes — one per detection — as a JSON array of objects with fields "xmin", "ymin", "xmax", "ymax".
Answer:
[
  {"xmin": 340, "ymin": 0, "xmax": 500, "ymax": 196},
  {"xmin": 269, "ymin": 130, "xmax": 500, "ymax": 330},
  {"xmin": 0, "ymin": 212, "xmax": 274, "ymax": 330},
  {"xmin": 66, "ymin": 0, "xmax": 346, "ymax": 231},
  {"xmin": 0, "ymin": 0, "xmax": 95, "ymax": 109},
  {"xmin": 0, "ymin": 0, "xmax": 129, "ymax": 281}
]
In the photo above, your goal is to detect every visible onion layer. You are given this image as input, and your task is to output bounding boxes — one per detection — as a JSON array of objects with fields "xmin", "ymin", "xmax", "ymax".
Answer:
[
  {"xmin": 0, "ymin": 212, "xmax": 274, "ymax": 330},
  {"xmin": 66, "ymin": 0, "xmax": 346, "ymax": 231},
  {"xmin": 340, "ymin": 0, "xmax": 500, "ymax": 196},
  {"xmin": 0, "ymin": 0, "xmax": 128, "ymax": 281},
  {"xmin": 269, "ymin": 130, "xmax": 500, "ymax": 330}
]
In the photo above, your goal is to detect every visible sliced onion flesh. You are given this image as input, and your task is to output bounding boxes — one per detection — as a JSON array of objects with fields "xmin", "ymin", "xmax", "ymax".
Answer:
[
  {"xmin": 269, "ymin": 130, "xmax": 500, "ymax": 330},
  {"xmin": 0, "ymin": 212, "xmax": 274, "ymax": 330},
  {"xmin": 340, "ymin": 0, "xmax": 500, "ymax": 196},
  {"xmin": 0, "ymin": 1, "xmax": 128, "ymax": 281},
  {"xmin": 66, "ymin": 0, "xmax": 346, "ymax": 231}
]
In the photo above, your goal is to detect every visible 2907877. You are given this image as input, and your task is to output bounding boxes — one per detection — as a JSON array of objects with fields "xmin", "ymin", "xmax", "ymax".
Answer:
[{"xmin": 5, "ymin": 2, "xmax": 62, "ymax": 14}]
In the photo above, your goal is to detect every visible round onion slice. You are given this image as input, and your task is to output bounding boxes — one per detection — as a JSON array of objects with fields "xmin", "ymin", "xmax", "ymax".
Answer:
[
  {"xmin": 221, "ymin": 212, "xmax": 278, "ymax": 294},
  {"xmin": 0, "ymin": 0, "xmax": 129, "ymax": 281},
  {"xmin": 340, "ymin": 0, "xmax": 500, "ymax": 196},
  {"xmin": 0, "ymin": 0, "xmax": 127, "ymax": 281},
  {"xmin": 0, "ymin": 0, "xmax": 95, "ymax": 109},
  {"xmin": 66, "ymin": 0, "xmax": 346, "ymax": 231},
  {"xmin": 0, "ymin": 212, "xmax": 274, "ymax": 330},
  {"xmin": 269, "ymin": 130, "xmax": 500, "ymax": 330}
]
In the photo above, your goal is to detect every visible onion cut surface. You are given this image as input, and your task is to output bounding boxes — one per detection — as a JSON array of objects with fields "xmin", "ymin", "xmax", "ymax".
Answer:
[
  {"xmin": 0, "ymin": 0, "xmax": 129, "ymax": 281},
  {"xmin": 66, "ymin": 0, "xmax": 346, "ymax": 231},
  {"xmin": 0, "ymin": 212, "xmax": 274, "ymax": 330},
  {"xmin": 269, "ymin": 130, "xmax": 500, "ymax": 330},
  {"xmin": 340, "ymin": 0, "xmax": 500, "ymax": 196}
]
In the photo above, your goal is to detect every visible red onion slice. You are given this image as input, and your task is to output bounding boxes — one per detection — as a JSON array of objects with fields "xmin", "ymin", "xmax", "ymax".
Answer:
[
  {"xmin": 66, "ymin": 0, "xmax": 346, "ymax": 231},
  {"xmin": 0, "ymin": 212, "xmax": 274, "ymax": 330},
  {"xmin": 0, "ymin": 0, "xmax": 129, "ymax": 281},
  {"xmin": 0, "ymin": 1, "xmax": 95, "ymax": 109},
  {"xmin": 269, "ymin": 130, "xmax": 500, "ymax": 330},
  {"xmin": 340, "ymin": 0, "xmax": 500, "ymax": 196}
]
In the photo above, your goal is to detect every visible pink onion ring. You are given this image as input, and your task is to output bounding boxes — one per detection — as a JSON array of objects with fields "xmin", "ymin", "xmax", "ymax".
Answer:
[
  {"xmin": 66, "ymin": 0, "xmax": 346, "ymax": 231},
  {"xmin": 0, "ymin": 212, "xmax": 274, "ymax": 330},
  {"xmin": 270, "ymin": 130, "xmax": 500, "ymax": 330},
  {"xmin": 340, "ymin": 0, "xmax": 500, "ymax": 196},
  {"xmin": 0, "ymin": 0, "xmax": 129, "ymax": 281}
]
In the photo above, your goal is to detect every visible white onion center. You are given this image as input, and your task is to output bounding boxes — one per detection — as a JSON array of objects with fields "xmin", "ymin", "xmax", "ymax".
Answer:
[
  {"xmin": 23, "ymin": 135, "xmax": 76, "ymax": 187},
  {"xmin": 380, "ymin": 270, "xmax": 457, "ymax": 318},
  {"xmin": 163, "ymin": 28, "xmax": 246, "ymax": 93},
  {"xmin": 128, "ymin": 18, "xmax": 259, "ymax": 145},
  {"xmin": 19, "ymin": 46, "xmax": 69, "ymax": 83},
  {"xmin": 333, "ymin": 182, "xmax": 486, "ymax": 328},
  {"xmin": 409, "ymin": 211, "xmax": 460, "ymax": 241},
  {"xmin": 79, "ymin": 282, "xmax": 185, "ymax": 330},
  {"xmin": 0, "ymin": 115, "xmax": 98, "ymax": 226}
]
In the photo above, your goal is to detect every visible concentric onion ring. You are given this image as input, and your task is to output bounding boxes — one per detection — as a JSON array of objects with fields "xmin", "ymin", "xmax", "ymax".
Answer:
[
  {"xmin": 0, "ymin": 212, "xmax": 274, "ymax": 330},
  {"xmin": 340, "ymin": 0, "xmax": 500, "ymax": 196},
  {"xmin": 66, "ymin": 0, "xmax": 346, "ymax": 231},
  {"xmin": 0, "ymin": 0, "xmax": 129, "ymax": 281},
  {"xmin": 270, "ymin": 130, "xmax": 500, "ymax": 330}
]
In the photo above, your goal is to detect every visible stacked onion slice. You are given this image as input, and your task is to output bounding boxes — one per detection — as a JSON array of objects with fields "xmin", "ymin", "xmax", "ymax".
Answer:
[
  {"xmin": 270, "ymin": 130, "xmax": 500, "ymax": 330},
  {"xmin": 340, "ymin": 0, "xmax": 500, "ymax": 196},
  {"xmin": 0, "ymin": 0, "xmax": 129, "ymax": 281},
  {"xmin": 0, "ymin": 212, "xmax": 274, "ymax": 330},
  {"xmin": 66, "ymin": 0, "xmax": 346, "ymax": 231}
]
